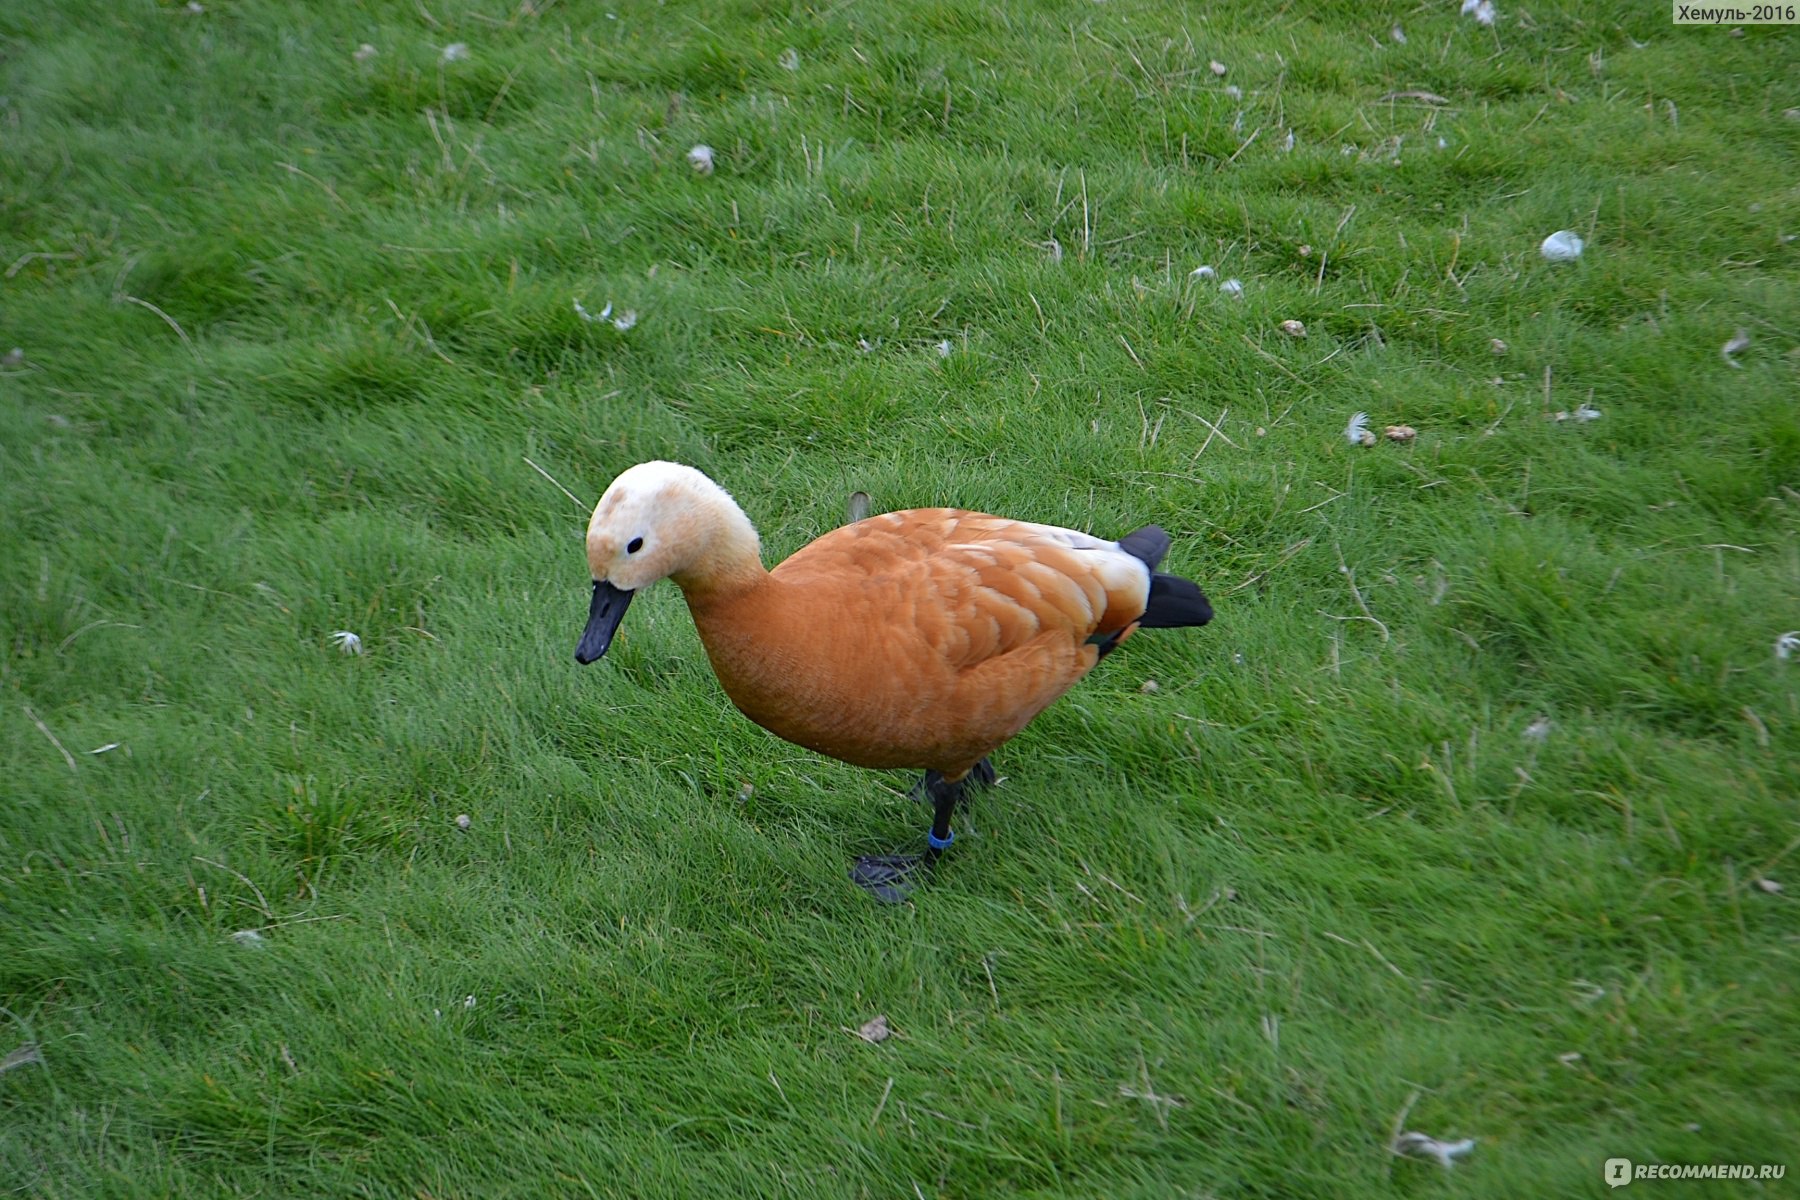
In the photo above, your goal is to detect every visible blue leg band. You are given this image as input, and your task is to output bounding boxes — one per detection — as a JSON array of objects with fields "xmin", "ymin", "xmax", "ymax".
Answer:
[{"xmin": 927, "ymin": 830, "xmax": 955, "ymax": 851}]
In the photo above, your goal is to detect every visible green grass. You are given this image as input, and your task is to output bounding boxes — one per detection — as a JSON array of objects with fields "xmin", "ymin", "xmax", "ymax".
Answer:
[{"xmin": 3, "ymin": 1, "xmax": 1797, "ymax": 1195}]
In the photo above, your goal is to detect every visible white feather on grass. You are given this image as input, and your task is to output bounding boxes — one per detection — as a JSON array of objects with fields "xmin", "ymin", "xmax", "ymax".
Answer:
[
  {"xmin": 574, "ymin": 299, "xmax": 637, "ymax": 331},
  {"xmin": 1, "ymin": 1044, "xmax": 45, "ymax": 1075},
  {"xmin": 1721, "ymin": 328, "xmax": 1750, "ymax": 367},
  {"xmin": 1394, "ymin": 1132, "xmax": 1477, "ymax": 1169},
  {"xmin": 1461, "ymin": 0, "xmax": 1496, "ymax": 25}
]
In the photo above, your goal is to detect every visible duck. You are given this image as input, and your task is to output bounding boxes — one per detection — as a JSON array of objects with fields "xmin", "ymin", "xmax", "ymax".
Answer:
[{"xmin": 574, "ymin": 461, "xmax": 1213, "ymax": 902}]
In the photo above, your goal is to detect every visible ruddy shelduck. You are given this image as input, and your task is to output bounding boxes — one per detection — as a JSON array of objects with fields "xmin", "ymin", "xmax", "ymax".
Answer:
[{"xmin": 575, "ymin": 462, "xmax": 1213, "ymax": 901}]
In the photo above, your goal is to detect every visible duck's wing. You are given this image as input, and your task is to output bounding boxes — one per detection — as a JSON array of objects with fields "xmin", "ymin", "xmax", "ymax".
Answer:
[{"xmin": 775, "ymin": 509, "xmax": 1153, "ymax": 668}]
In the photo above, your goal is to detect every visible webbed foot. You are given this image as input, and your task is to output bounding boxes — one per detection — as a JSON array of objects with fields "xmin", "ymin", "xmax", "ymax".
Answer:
[
  {"xmin": 850, "ymin": 854, "xmax": 928, "ymax": 904},
  {"xmin": 860, "ymin": 774, "xmax": 964, "ymax": 904}
]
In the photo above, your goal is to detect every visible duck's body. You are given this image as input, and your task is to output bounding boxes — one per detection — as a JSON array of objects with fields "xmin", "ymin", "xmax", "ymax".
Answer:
[
  {"xmin": 686, "ymin": 509, "xmax": 1158, "ymax": 775},
  {"xmin": 575, "ymin": 462, "xmax": 1212, "ymax": 900}
]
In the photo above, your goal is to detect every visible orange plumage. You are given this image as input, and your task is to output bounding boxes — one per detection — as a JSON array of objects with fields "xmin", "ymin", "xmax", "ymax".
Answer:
[{"xmin": 688, "ymin": 509, "xmax": 1152, "ymax": 777}]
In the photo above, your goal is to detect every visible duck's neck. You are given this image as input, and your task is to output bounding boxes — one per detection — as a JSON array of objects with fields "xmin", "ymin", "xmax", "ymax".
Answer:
[
  {"xmin": 673, "ymin": 509, "xmax": 788, "ymax": 731},
  {"xmin": 671, "ymin": 495, "xmax": 767, "ymax": 600}
]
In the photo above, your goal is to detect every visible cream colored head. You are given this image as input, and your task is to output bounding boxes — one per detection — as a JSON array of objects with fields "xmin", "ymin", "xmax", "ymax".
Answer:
[{"xmin": 583, "ymin": 461, "xmax": 761, "ymax": 592}]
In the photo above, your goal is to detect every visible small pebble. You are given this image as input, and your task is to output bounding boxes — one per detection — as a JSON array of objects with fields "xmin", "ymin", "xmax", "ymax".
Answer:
[
  {"xmin": 1540, "ymin": 230, "xmax": 1584, "ymax": 262},
  {"xmin": 455, "ymin": 813, "xmax": 472, "ymax": 830},
  {"xmin": 1279, "ymin": 319, "xmax": 1307, "ymax": 338},
  {"xmin": 1489, "ymin": 338, "xmax": 1508, "ymax": 355},
  {"xmin": 1139, "ymin": 679, "xmax": 1159, "ymax": 694},
  {"xmin": 1384, "ymin": 424, "xmax": 1416, "ymax": 442}
]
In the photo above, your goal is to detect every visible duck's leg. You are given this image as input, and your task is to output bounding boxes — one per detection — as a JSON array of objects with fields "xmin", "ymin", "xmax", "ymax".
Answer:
[
  {"xmin": 852, "ymin": 771, "xmax": 965, "ymax": 903},
  {"xmin": 908, "ymin": 756, "xmax": 996, "ymax": 803}
]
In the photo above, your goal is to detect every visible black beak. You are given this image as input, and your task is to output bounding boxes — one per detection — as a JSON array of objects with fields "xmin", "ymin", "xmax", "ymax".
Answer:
[{"xmin": 574, "ymin": 580, "xmax": 634, "ymax": 664}]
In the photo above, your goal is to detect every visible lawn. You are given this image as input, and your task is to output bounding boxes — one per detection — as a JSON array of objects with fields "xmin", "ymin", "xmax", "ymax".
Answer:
[{"xmin": 2, "ymin": 1, "xmax": 1797, "ymax": 1196}]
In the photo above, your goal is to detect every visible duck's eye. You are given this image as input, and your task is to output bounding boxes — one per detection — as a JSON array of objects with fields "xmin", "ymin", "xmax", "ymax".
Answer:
[{"xmin": 627, "ymin": 537, "xmax": 644, "ymax": 554}]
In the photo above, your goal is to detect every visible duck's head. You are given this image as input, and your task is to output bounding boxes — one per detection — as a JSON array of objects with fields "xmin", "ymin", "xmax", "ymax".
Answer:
[{"xmin": 575, "ymin": 461, "xmax": 760, "ymax": 664}]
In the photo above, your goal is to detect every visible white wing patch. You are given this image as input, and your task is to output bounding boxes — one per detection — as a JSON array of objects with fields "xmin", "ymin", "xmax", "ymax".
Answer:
[
  {"xmin": 1013, "ymin": 521, "xmax": 1152, "ymax": 597},
  {"xmin": 1012, "ymin": 521, "xmax": 1113, "ymax": 551}
]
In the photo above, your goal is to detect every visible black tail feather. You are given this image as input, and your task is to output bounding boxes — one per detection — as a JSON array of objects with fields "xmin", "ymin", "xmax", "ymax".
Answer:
[
  {"xmin": 1117, "ymin": 525, "xmax": 1171, "ymax": 573},
  {"xmin": 1139, "ymin": 572, "xmax": 1213, "ymax": 629},
  {"xmin": 1117, "ymin": 526, "xmax": 1212, "ymax": 630}
]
